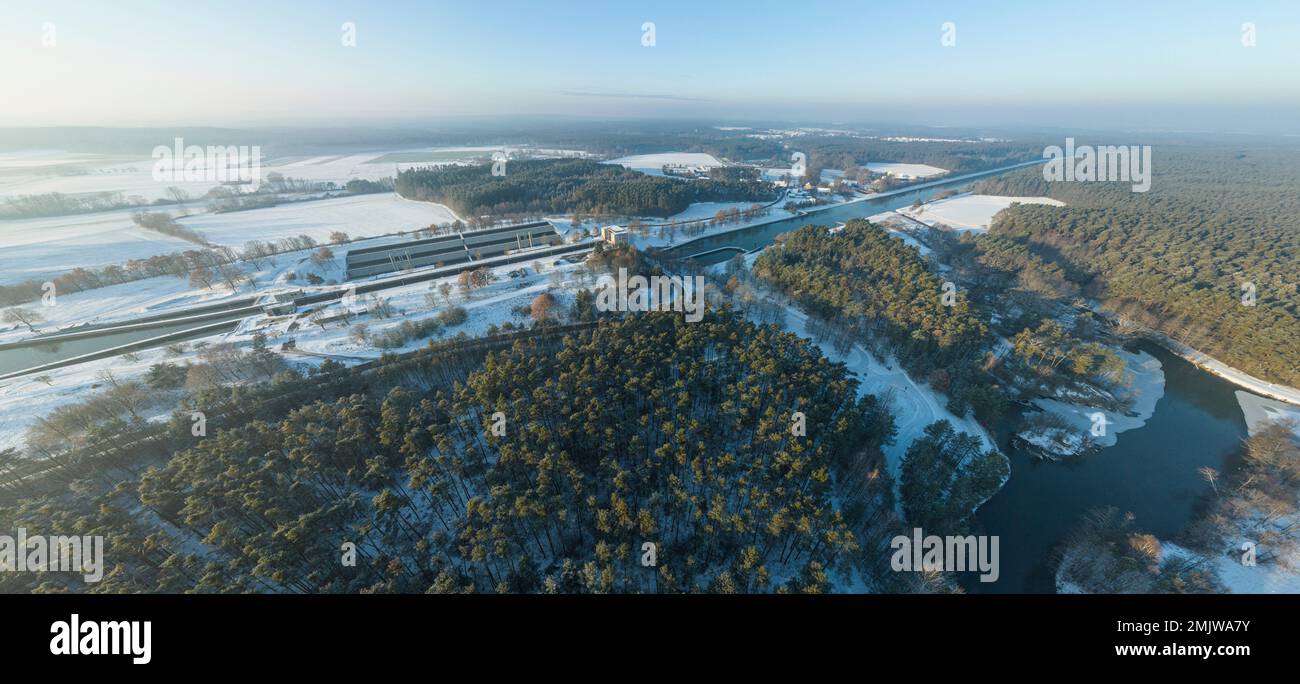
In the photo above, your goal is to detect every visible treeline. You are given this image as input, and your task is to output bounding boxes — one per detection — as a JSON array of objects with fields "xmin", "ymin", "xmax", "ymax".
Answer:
[
  {"xmin": 501, "ymin": 126, "xmax": 787, "ymax": 163},
  {"xmin": 395, "ymin": 158, "xmax": 773, "ymax": 218},
  {"xmin": 0, "ymin": 171, "xmax": 387, "ymax": 220},
  {"xmin": 207, "ymin": 174, "xmax": 392, "ymax": 213},
  {"xmin": 796, "ymin": 136, "xmax": 1039, "ymax": 176},
  {"xmin": 0, "ymin": 234, "xmax": 324, "ymax": 307},
  {"xmin": 1, "ymin": 311, "xmax": 902, "ymax": 593},
  {"xmin": 753, "ymin": 219, "xmax": 1004, "ymax": 420},
  {"xmin": 131, "ymin": 211, "xmax": 208, "ymax": 245},
  {"xmin": 969, "ymin": 143, "xmax": 1300, "ymax": 385},
  {"xmin": 0, "ymin": 191, "xmax": 183, "ymax": 220}
]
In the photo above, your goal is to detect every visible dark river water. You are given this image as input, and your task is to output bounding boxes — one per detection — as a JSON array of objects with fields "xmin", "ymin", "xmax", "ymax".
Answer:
[{"xmin": 967, "ymin": 341, "xmax": 1248, "ymax": 593}]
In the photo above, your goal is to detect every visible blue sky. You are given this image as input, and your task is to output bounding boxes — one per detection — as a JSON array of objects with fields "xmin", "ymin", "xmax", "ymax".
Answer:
[{"xmin": 3, "ymin": 0, "xmax": 1298, "ymax": 131}]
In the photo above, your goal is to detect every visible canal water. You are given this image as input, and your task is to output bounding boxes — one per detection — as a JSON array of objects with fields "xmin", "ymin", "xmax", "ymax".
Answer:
[
  {"xmin": 0, "ymin": 317, "xmax": 238, "ymax": 377},
  {"xmin": 665, "ymin": 160, "xmax": 1042, "ymax": 264}
]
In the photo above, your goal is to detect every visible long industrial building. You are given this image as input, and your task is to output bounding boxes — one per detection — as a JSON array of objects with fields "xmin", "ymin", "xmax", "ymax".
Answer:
[{"xmin": 344, "ymin": 221, "xmax": 559, "ymax": 279}]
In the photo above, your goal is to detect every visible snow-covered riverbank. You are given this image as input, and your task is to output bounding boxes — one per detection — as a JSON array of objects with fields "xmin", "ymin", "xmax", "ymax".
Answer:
[
  {"xmin": 1235, "ymin": 391, "xmax": 1300, "ymax": 439},
  {"xmin": 1017, "ymin": 349, "xmax": 1166, "ymax": 459},
  {"xmin": 1076, "ymin": 299, "xmax": 1300, "ymax": 408}
]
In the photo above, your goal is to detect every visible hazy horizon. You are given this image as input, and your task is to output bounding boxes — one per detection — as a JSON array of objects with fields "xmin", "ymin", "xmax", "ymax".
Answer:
[{"xmin": 3, "ymin": 0, "xmax": 1298, "ymax": 134}]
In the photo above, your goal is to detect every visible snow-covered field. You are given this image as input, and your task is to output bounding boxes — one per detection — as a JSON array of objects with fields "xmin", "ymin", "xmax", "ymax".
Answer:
[
  {"xmin": 0, "ymin": 150, "xmax": 109, "ymax": 169},
  {"xmin": 0, "ymin": 194, "xmax": 459, "ymax": 286},
  {"xmin": 899, "ymin": 194, "xmax": 1064, "ymax": 232},
  {"xmin": 179, "ymin": 194, "xmax": 459, "ymax": 247},
  {"xmin": 0, "ymin": 208, "xmax": 196, "ymax": 285},
  {"xmin": 0, "ymin": 275, "xmax": 243, "ymax": 344},
  {"xmin": 0, "ymin": 235, "xmax": 352, "ymax": 343},
  {"xmin": 866, "ymin": 162, "xmax": 947, "ymax": 179},
  {"xmin": 605, "ymin": 152, "xmax": 724, "ymax": 175},
  {"xmin": 263, "ymin": 259, "xmax": 584, "ymax": 361},
  {"xmin": 0, "ymin": 147, "xmax": 513, "ymax": 204},
  {"xmin": 0, "ymin": 154, "xmax": 231, "ymax": 204}
]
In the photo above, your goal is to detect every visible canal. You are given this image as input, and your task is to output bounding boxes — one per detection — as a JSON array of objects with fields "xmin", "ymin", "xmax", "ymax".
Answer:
[{"xmin": 665, "ymin": 159, "xmax": 1044, "ymax": 265}]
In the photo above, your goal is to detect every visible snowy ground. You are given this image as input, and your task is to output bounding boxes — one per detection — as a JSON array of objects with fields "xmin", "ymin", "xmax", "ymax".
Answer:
[
  {"xmin": 0, "ymin": 254, "xmax": 587, "ymax": 453},
  {"xmin": 647, "ymin": 201, "xmax": 771, "ymax": 224},
  {"xmin": 253, "ymin": 259, "xmax": 584, "ymax": 362},
  {"xmin": 0, "ymin": 208, "xmax": 196, "ymax": 285},
  {"xmin": 0, "ymin": 236, "xmax": 355, "ymax": 343},
  {"xmin": 179, "ymin": 194, "xmax": 459, "ymax": 247},
  {"xmin": 604, "ymin": 152, "xmax": 724, "ymax": 176},
  {"xmin": 0, "ymin": 276, "xmax": 243, "ymax": 343},
  {"xmin": 0, "ymin": 339, "xmax": 191, "ymax": 453},
  {"xmin": 0, "ymin": 147, "xmax": 565, "ymax": 204},
  {"xmin": 899, "ymin": 194, "xmax": 1064, "ymax": 232},
  {"xmin": 0, "ymin": 193, "xmax": 460, "ymax": 286},
  {"xmin": 1235, "ymin": 391, "xmax": 1300, "ymax": 439},
  {"xmin": 0, "ymin": 153, "xmax": 237, "ymax": 204},
  {"xmin": 1020, "ymin": 349, "xmax": 1166, "ymax": 458},
  {"xmin": 866, "ymin": 162, "xmax": 947, "ymax": 179},
  {"xmin": 1162, "ymin": 542, "xmax": 1300, "ymax": 594},
  {"xmin": 0, "ymin": 151, "xmax": 388, "ymax": 204},
  {"xmin": 867, "ymin": 211, "xmax": 932, "ymax": 256}
]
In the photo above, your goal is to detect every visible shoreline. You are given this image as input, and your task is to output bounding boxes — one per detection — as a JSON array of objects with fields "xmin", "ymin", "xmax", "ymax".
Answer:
[
  {"xmin": 1081, "ymin": 300, "xmax": 1300, "ymax": 407},
  {"xmin": 1143, "ymin": 333, "xmax": 1300, "ymax": 407}
]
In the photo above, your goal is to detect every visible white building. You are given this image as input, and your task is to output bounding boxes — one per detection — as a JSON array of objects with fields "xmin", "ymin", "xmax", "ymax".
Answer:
[{"xmin": 600, "ymin": 225, "xmax": 630, "ymax": 245}]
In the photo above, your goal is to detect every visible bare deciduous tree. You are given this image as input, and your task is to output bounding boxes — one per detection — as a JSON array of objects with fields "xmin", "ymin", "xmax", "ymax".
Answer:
[{"xmin": 2, "ymin": 307, "xmax": 43, "ymax": 332}]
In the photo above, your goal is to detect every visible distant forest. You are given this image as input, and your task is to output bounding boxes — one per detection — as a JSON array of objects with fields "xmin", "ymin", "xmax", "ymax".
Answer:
[
  {"xmin": 969, "ymin": 143, "xmax": 1300, "ymax": 386},
  {"xmin": 396, "ymin": 158, "xmax": 774, "ymax": 218},
  {"xmin": 795, "ymin": 136, "xmax": 1040, "ymax": 176}
]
